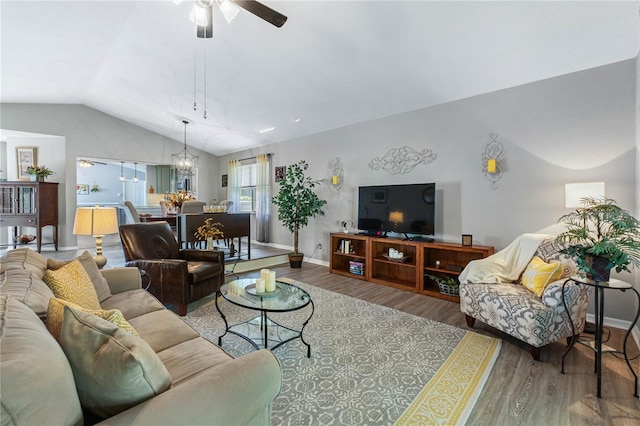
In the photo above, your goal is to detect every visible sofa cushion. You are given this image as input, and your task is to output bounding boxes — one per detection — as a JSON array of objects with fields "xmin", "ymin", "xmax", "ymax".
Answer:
[
  {"xmin": 101, "ymin": 288, "xmax": 165, "ymax": 320},
  {"xmin": 43, "ymin": 259, "xmax": 101, "ymax": 310},
  {"xmin": 59, "ymin": 305, "xmax": 172, "ymax": 419},
  {"xmin": 47, "ymin": 251, "xmax": 112, "ymax": 302},
  {"xmin": 0, "ymin": 296, "xmax": 83, "ymax": 426},
  {"xmin": 521, "ymin": 256, "xmax": 563, "ymax": 297},
  {"xmin": 128, "ymin": 310, "xmax": 200, "ymax": 352},
  {"xmin": 157, "ymin": 337, "xmax": 233, "ymax": 385},
  {"xmin": 46, "ymin": 297, "xmax": 139, "ymax": 340},
  {"xmin": 0, "ymin": 269, "xmax": 55, "ymax": 318},
  {"xmin": 0, "ymin": 248, "xmax": 47, "ymax": 276}
]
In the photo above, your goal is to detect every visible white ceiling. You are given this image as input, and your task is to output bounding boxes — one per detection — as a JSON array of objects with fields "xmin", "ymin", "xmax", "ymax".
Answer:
[{"xmin": 1, "ymin": 1, "xmax": 638, "ymax": 156}]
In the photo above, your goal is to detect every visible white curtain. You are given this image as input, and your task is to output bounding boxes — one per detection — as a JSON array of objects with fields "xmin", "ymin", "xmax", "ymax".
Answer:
[
  {"xmin": 227, "ymin": 159, "xmax": 241, "ymax": 213},
  {"xmin": 255, "ymin": 154, "xmax": 271, "ymax": 242}
]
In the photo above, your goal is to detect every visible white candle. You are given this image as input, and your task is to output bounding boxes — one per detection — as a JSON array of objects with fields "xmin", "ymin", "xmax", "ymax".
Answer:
[
  {"xmin": 266, "ymin": 271, "xmax": 276, "ymax": 292},
  {"xmin": 260, "ymin": 269, "xmax": 270, "ymax": 282},
  {"xmin": 255, "ymin": 278, "xmax": 265, "ymax": 293}
]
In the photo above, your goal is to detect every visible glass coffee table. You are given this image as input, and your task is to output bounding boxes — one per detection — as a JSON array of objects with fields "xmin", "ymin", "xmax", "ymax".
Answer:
[{"xmin": 216, "ymin": 278, "xmax": 314, "ymax": 357}]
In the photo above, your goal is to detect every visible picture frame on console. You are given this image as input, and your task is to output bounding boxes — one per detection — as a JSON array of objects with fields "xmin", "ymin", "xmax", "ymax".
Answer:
[{"xmin": 16, "ymin": 147, "xmax": 37, "ymax": 180}]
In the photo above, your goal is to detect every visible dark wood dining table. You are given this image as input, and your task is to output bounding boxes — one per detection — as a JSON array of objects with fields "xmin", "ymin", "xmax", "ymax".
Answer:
[
  {"xmin": 140, "ymin": 213, "xmax": 251, "ymax": 258},
  {"xmin": 139, "ymin": 214, "xmax": 177, "ymax": 227}
]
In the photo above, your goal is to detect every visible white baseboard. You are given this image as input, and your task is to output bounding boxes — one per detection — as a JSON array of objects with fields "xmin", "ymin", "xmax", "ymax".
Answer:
[{"xmin": 586, "ymin": 313, "xmax": 640, "ymax": 349}]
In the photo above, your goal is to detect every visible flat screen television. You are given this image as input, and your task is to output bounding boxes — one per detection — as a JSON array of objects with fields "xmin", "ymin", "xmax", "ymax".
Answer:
[{"xmin": 357, "ymin": 183, "xmax": 435, "ymax": 240}]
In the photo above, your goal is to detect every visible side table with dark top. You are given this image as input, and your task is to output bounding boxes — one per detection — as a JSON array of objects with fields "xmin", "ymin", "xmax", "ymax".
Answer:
[
  {"xmin": 561, "ymin": 277, "xmax": 640, "ymax": 398},
  {"xmin": 216, "ymin": 278, "xmax": 314, "ymax": 357}
]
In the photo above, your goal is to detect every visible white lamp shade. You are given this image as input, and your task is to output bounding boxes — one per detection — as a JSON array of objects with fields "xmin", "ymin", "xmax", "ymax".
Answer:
[
  {"xmin": 73, "ymin": 207, "xmax": 118, "ymax": 236},
  {"xmin": 565, "ymin": 182, "xmax": 605, "ymax": 208}
]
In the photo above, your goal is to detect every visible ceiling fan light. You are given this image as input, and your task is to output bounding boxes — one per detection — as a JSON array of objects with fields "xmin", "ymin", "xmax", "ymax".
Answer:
[
  {"xmin": 189, "ymin": 5, "xmax": 209, "ymax": 27},
  {"xmin": 218, "ymin": 0, "xmax": 240, "ymax": 23}
]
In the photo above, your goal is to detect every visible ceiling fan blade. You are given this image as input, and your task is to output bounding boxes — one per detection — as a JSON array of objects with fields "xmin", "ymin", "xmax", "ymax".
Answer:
[
  {"xmin": 233, "ymin": 0, "xmax": 287, "ymax": 28},
  {"xmin": 196, "ymin": 5, "xmax": 213, "ymax": 38}
]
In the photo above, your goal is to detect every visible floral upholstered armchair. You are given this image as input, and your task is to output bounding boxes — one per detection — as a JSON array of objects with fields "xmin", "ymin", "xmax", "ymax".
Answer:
[{"xmin": 459, "ymin": 234, "xmax": 590, "ymax": 361}]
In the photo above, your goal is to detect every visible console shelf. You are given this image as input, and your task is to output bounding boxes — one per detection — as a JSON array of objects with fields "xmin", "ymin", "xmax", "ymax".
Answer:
[{"xmin": 329, "ymin": 233, "xmax": 494, "ymax": 303}]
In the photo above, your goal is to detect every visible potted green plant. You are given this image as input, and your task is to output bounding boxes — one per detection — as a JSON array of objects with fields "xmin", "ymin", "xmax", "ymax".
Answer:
[
  {"xmin": 556, "ymin": 197, "xmax": 640, "ymax": 282},
  {"xmin": 26, "ymin": 165, "xmax": 54, "ymax": 182},
  {"xmin": 272, "ymin": 160, "xmax": 327, "ymax": 268},
  {"xmin": 425, "ymin": 274, "xmax": 460, "ymax": 296}
]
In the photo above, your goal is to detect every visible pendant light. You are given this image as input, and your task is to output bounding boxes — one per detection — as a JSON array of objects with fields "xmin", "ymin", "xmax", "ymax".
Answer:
[
  {"xmin": 172, "ymin": 119, "xmax": 199, "ymax": 183},
  {"xmin": 119, "ymin": 161, "xmax": 125, "ymax": 182},
  {"xmin": 133, "ymin": 163, "xmax": 138, "ymax": 183}
]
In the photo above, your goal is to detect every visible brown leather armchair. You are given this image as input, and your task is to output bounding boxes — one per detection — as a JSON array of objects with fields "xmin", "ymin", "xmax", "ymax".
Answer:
[{"xmin": 119, "ymin": 222, "xmax": 225, "ymax": 316}]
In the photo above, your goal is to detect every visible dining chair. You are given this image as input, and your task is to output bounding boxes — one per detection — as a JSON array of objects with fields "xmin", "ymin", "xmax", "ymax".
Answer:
[
  {"xmin": 181, "ymin": 201, "xmax": 206, "ymax": 214},
  {"xmin": 123, "ymin": 201, "xmax": 141, "ymax": 223}
]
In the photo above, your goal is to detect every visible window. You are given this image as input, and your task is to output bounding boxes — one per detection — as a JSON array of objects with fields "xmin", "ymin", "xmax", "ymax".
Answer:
[{"xmin": 238, "ymin": 161, "xmax": 257, "ymax": 213}]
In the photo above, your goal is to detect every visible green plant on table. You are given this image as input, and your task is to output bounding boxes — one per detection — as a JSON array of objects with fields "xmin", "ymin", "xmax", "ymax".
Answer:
[
  {"xmin": 556, "ymin": 197, "xmax": 640, "ymax": 277},
  {"xmin": 26, "ymin": 165, "xmax": 54, "ymax": 178}
]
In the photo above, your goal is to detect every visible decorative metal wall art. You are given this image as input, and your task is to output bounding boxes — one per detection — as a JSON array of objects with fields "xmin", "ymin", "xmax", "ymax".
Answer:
[
  {"xmin": 368, "ymin": 146, "xmax": 437, "ymax": 175},
  {"xmin": 331, "ymin": 157, "xmax": 344, "ymax": 190},
  {"xmin": 482, "ymin": 133, "xmax": 504, "ymax": 189}
]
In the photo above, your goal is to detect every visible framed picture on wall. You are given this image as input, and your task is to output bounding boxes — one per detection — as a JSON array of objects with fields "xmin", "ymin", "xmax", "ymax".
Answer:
[
  {"xmin": 16, "ymin": 147, "xmax": 37, "ymax": 180},
  {"xmin": 221, "ymin": 174, "xmax": 228, "ymax": 188},
  {"xmin": 275, "ymin": 166, "xmax": 285, "ymax": 182},
  {"xmin": 372, "ymin": 189, "xmax": 387, "ymax": 203},
  {"xmin": 76, "ymin": 184, "xmax": 89, "ymax": 195}
]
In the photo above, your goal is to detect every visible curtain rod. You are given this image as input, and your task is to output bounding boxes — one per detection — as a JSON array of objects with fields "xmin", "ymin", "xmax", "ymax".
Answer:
[{"xmin": 237, "ymin": 153, "xmax": 273, "ymax": 162}]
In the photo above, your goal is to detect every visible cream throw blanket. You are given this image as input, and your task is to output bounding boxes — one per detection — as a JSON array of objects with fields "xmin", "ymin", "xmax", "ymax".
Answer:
[{"xmin": 459, "ymin": 233, "xmax": 553, "ymax": 284}]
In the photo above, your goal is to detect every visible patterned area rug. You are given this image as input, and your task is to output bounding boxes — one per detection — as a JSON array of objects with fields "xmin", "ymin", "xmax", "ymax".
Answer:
[{"xmin": 184, "ymin": 278, "xmax": 501, "ymax": 425}]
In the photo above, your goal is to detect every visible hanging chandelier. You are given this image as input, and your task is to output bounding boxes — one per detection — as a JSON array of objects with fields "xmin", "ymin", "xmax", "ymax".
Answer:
[{"xmin": 172, "ymin": 119, "xmax": 199, "ymax": 181}]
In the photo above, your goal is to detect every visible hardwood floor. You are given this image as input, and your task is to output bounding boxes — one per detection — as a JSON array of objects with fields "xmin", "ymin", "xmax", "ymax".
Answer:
[
  {"xmin": 15, "ymin": 242, "xmax": 639, "ymax": 424},
  {"xmin": 256, "ymin": 263, "xmax": 640, "ymax": 425}
]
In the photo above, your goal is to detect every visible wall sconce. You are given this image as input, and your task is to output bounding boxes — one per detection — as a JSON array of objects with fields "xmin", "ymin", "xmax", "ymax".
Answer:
[
  {"xmin": 331, "ymin": 157, "xmax": 344, "ymax": 190},
  {"xmin": 73, "ymin": 206, "xmax": 119, "ymax": 269},
  {"xmin": 482, "ymin": 133, "xmax": 504, "ymax": 189},
  {"xmin": 565, "ymin": 182, "xmax": 605, "ymax": 208}
]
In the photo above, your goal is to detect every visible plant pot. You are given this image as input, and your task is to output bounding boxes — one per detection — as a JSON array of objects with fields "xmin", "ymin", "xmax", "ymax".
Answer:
[
  {"xmin": 288, "ymin": 253, "xmax": 304, "ymax": 268},
  {"xmin": 587, "ymin": 255, "xmax": 611, "ymax": 282}
]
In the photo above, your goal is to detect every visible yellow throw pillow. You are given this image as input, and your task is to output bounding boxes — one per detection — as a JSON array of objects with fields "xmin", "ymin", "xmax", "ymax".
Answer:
[
  {"xmin": 522, "ymin": 256, "xmax": 563, "ymax": 296},
  {"xmin": 44, "ymin": 259, "xmax": 101, "ymax": 310},
  {"xmin": 46, "ymin": 298, "xmax": 139, "ymax": 340}
]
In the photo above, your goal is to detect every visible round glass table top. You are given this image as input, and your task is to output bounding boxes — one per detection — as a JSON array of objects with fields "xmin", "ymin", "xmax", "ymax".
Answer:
[
  {"xmin": 568, "ymin": 276, "xmax": 632, "ymax": 289},
  {"xmin": 220, "ymin": 278, "xmax": 311, "ymax": 312}
]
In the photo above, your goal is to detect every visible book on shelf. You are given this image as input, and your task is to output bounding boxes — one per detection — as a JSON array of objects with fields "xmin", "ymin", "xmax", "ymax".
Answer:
[
  {"xmin": 349, "ymin": 260, "xmax": 364, "ymax": 275},
  {"xmin": 339, "ymin": 239, "xmax": 353, "ymax": 254}
]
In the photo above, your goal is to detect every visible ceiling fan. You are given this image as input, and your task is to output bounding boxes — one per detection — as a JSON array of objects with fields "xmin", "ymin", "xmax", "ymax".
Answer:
[
  {"xmin": 78, "ymin": 159, "xmax": 107, "ymax": 168},
  {"xmin": 187, "ymin": 0, "xmax": 287, "ymax": 38}
]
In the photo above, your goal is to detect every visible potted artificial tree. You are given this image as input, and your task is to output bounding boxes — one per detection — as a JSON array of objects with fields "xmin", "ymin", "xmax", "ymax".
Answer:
[
  {"xmin": 272, "ymin": 160, "xmax": 327, "ymax": 268},
  {"xmin": 556, "ymin": 197, "xmax": 640, "ymax": 282}
]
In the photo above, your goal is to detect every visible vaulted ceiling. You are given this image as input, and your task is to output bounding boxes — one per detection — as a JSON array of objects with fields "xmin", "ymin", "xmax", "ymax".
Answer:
[{"xmin": 1, "ymin": 1, "xmax": 638, "ymax": 156}]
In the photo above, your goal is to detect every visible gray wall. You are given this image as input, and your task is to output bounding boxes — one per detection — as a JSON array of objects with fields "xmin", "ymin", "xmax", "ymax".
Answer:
[
  {"xmin": 1, "ymin": 59, "xmax": 637, "ymax": 323},
  {"xmin": 1, "ymin": 104, "xmax": 218, "ymax": 248},
  {"xmin": 219, "ymin": 59, "xmax": 638, "ymax": 321}
]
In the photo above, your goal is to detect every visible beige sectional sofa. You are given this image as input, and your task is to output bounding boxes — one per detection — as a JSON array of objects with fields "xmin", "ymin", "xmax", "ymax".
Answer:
[{"xmin": 0, "ymin": 248, "xmax": 282, "ymax": 425}]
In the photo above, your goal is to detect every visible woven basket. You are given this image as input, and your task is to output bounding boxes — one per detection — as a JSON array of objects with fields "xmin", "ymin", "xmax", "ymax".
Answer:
[{"xmin": 438, "ymin": 282, "xmax": 460, "ymax": 296}]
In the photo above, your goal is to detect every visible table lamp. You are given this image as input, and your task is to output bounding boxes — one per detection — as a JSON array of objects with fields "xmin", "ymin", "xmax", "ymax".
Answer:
[
  {"xmin": 565, "ymin": 182, "xmax": 605, "ymax": 208},
  {"xmin": 73, "ymin": 205, "xmax": 118, "ymax": 269}
]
